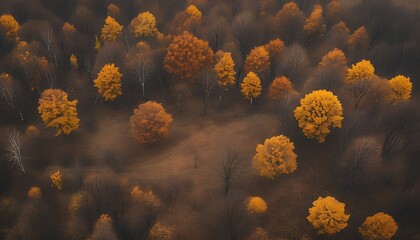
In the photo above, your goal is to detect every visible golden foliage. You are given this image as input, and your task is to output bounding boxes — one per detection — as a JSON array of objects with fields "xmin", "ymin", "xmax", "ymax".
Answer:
[
  {"xmin": 346, "ymin": 60, "xmax": 375, "ymax": 84},
  {"xmin": 244, "ymin": 46, "xmax": 270, "ymax": 74},
  {"xmin": 28, "ymin": 187, "xmax": 42, "ymax": 199},
  {"xmin": 214, "ymin": 52, "xmax": 236, "ymax": 89},
  {"xmin": 247, "ymin": 196, "xmax": 268, "ymax": 214},
  {"xmin": 347, "ymin": 26, "xmax": 369, "ymax": 50},
  {"xmin": 240, "ymin": 72, "xmax": 262, "ymax": 103},
  {"xmin": 269, "ymin": 76, "xmax": 295, "ymax": 100},
  {"xmin": 107, "ymin": 4, "xmax": 120, "ymax": 18},
  {"xmin": 359, "ymin": 212, "xmax": 398, "ymax": 240},
  {"xmin": 130, "ymin": 185, "xmax": 159, "ymax": 206},
  {"xmin": 62, "ymin": 22, "xmax": 76, "ymax": 36},
  {"xmin": 264, "ymin": 38, "xmax": 285, "ymax": 60},
  {"xmin": 0, "ymin": 14, "xmax": 20, "ymax": 43},
  {"xmin": 307, "ymin": 196, "xmax": 350, "ymax": 235},
  {"xmin": 50, "ymin": 170, "xmax": 63, "ymax": 190},
  {"xmin": 304, "ymin": 5, "xmax": 327, "ymax": 38},
  {"xmin": 332, "ymin": 21, "xmax": 350, "ymax": 34},
  {"xmin": 94, "ymin": 64, "xmax": 123, "ymax": 101},
  {"xmin": 319, "ymin": 48, "xmax": 347, "ymax": 69},
  {"xmin": 130, "ymin": 101, "xmax": 173, "ymax": 143},
  {"xmin": 70, "ymin": 54, "xmax": 78, "ymax": 70},
  {"xmin": 164, "ymin": 32, "xmax": 213, "ymax": 79},
  {"xmin": 175, "ymin": 5, "xmax": 203, "ymax": 32},
  {"xmin": 253, "ymin": 135, "xmax": 297, "ymax": 179},
  {"xmin": 326, "ymin": 0, "xmax": 341, "ymax": 23},
  {"xmin": 69, "ymin": 192, "xmax": 83, "ymax": 215},
  {"xmin": 294, "ymin": 90, "xmax": 343, "ymax": 143},
  {"xmin": 149, "ymin": 222, "xmax": 174, "ymax": 240},
  {"xmin": 388, "ymin": 75, "xmax": 412, "ymax": 102},
  {"xmin": 38, "ymin": 89, "xmax": 80, "ymax": 135},
  {"xmin": 130, "ymin": 12, "xmax": 158, "ymax": 38},
  {"xmin": 101, "ymin": 16, "xmax": 123, "ymax": 42},
  {"xmin": 276, "ymin": 2, "xmax": 305, "ymax": 23}
]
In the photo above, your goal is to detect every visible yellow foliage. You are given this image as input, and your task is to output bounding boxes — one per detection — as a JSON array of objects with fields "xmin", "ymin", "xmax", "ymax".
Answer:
[
  {"xmin": 264, "ymin": 38, "xmax": 285, "ymax": 60},
  {"xmin": 130, "ymin": 12, "xmax": 158, "ymax": 38},
  {"xmin": 130, "ymin": 101, "xmax": 173, "ymax": 143},
  {"xmin": 388, "ymin": 75, "xmax": 412, "ymax": 102},
  {"xmin": 70, "ymin": 54, "xmax": 78, "ymax": 70},
  {"xmin": 131, "ymin": 185, "xmax": 159, "ymax": 206},
  {"xmin": 268, "ymin": 76, "xmax": 295, "ymax": 100},
  {"xmin": 101, "ymin": 16, "xmax": 123, "ymax": 42},
  {"xmin": 304, "ymin": 5, "xmax": 327, "ymax": 38},
  {"xmin": 307, "ymin": 196, "xmax": 350, "ymax": 235},
  {"xmin": 359, "ymin": 212, "xmax": 398, "ymax": 240},
  {"xmin": 346, "ymin": 60, "xmax": 375, "ymax": 84},
  {"xmin": 347, "ymin": 26, "xmax": 369, "ymax": 50},
  {"xmin": 319, "ymin": 48, "xmax": 347, "ymax": 69},
  {"xmin": 0, "ymin": 14, "xmax": 20, "ymax": 43},
  {"xmin": 294, "ymin": 90, "xmax": 343, "ymax": 143},
  {"xmin": 107, "ymin": 4, "xmax": 120, "ymax": 18},
  {"xmin": 38, "ymin": 89, "xmax": 80, "ymax": 135},
  {"xmin": 253, "ymin": 135, "xmax": 297, "ymax": 179},
  {"xmin": 94, "ymin": 63, "xmax": 123, "ymax": 101},
  {"xmin": 214, "ymin": 52, "xmax": 236, "ymax": 89},
  {"xmin": 244, "ymin": 46, "xmax": 270, "ymax": 74},
  {"xmin": 164, "ymin": 32, "xmax": 213, "ymax": 79},
  {"xmin": 50, "ymin": 170, "xmax": 63, "ymax": 190},
  {"xmin": 240, "ymin": 72, "xmax": 262, "ymax": 103},
  {"xmin": 149, "ymin": 222, "xmax": 174, "ymax": 240},
  {"xmin": 69, "ymin": 192, "xmax": 83, "ymax": 215},
  {"xmin": 175, "ymin": 5, "xmax": 203, "ymax": 32},
  {"xmin": 247, "ymin": 196, "xmax": 268, "ymax": 214},
  {"xmin": 28, "ymin": 186, "xmax": 42, "ymax": 199},
  {"xmin": 326, "ymin": 0, "xmax": 341, "ymax": 23}
]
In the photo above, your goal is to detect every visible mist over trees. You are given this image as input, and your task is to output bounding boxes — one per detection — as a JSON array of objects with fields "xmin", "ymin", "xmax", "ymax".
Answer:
[{"xmin": 0, "ymin": 0, "xmax": 419, "ymax": 239}]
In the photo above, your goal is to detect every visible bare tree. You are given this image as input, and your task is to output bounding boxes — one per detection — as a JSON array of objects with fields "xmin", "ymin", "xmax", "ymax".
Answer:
[
  {"xmin": 131, "ymin": 52, "xmax": 152, "ymax": 100},
  {"xmin": 0, "ymin": 74, "xmax": 24, "ymax": 121},
  {"xmin": 207, "ymin": 18, "xmax": 228, "ymax": 51},
  {"xmin": 200, "ymin": 69, "xmax": 217, "ymax": 115},
  {"xmin": 83, "ymin": 55, "xmax": 94, "ymax": 86},
  {"xmin": 217, "ymin": 148, "xmax": 243, "ymax": 196},
  {"xmin": 5, "ymin": 130, "xmax": 25, "ymax": 173},
  {"xmin": 277, "ymin": 44, "xmax": 310, "ymax": 89},
  {"xmin": 39, "ymin": 24, "xmax": 59, "ymax": 68},
  {"xmin": 232, "ymin": 11, "xmax": 256, "ymax": 58}
]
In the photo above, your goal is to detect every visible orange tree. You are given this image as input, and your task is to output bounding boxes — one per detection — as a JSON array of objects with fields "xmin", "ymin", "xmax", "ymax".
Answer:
[
  {"xmin": 359, "ymin": 212, "xmax": 398, "ymax": 240},
  {"xmin": 101, "ymin": 16, "xmax": 123, "ymax": 42},
  {"xmin": 294, "ymin": 90, "xmax": 343, "ymax": 143},
  {"xmin": 268, "ymin": 76, "xmax": 296, "ymax": 100},
  {"xmin": 94, "ymin": 63, "xmax": 123, "ymax": 101},
  {"xmin": 38, "ymin": 89, "xmax": 80, "ymax": 135},
  {"xmin": 0, "ymin": 14, "xmax": 20, "ymax": 43},
  {"xmin": 130, "ymin": 101, "xmax": 173, "ymax": 143},
  {"xmin": 129, "ymin": 11, "xmax": 158, "ymax": 38},
  {"xmin": 244, "ymin": 46, "xmax": 270, "ymax": 75},
  {"xmin": 164, "ymin": 32, "xmax": 213, "ymax": 80},
  {"xmin": 240, "ymin": 72, "xmax": 262, "ymax": 104}
]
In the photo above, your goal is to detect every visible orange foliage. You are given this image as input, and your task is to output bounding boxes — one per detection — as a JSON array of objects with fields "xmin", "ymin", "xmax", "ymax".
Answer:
[
  {"xmin": 0, "ymin": 14, "xmax": 20, "ymax": 43},
  {"xmin": 247, "ymin": 196, "xmax": 268, "ymax": 214},
  {"xmin": 244, "ymin": 46, "xmax": 270, "ymax": 74},
  {"xmin": 214, "ymin": 52, "xmax": 236, "ymax": 89},
  {"xmin": 268, "ymin": 76, "xmax": 295, "ymax": 100},
  {"xmin": 164, "ymin": 32, "xmax": 213, "ymax": 79},
  {"xmin": 319, "ymin": 48, "xmax": 347, "ymax": 69},
  {"xmin": 101, "ymin": 16, "xmax": 123, "ymax": 42},
  {"xmin": 130, "ymin": 101, "xmax": 173, "ymax": 143},
  {"xmin": 94, "ymin": 64, "xmax": 123, "ymax": 101},
  {"xmin": 264, "ymin": 38, "xmax": 285, "ymax": 60},
  {"xmin": 130, "ymin": 12, "xmax": 158, "ymax": 38},
  {"xmin": 240, "ymin": 72, "xmax": 262, "ymax": 103},
  {"xmin": 304, "ymin": 5, "xmax": 327, "ymax": 39},
  {"xmin": 347, "ymin": 26, "xmax": 369, "ymax": 50}
]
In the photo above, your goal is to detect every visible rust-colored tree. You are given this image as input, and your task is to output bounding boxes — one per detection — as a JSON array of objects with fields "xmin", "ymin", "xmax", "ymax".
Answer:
[
  {"xmin": 164, "ymin": 32, "xmax": 213, "ymax": 79},
  {"xmin": 268, "ymin": 76, "xmax": 296, "ymax": 101},
  {"xmin": 244, "ymin": 46, "xmax": 270, "ymax": 75},
  {"xmin": 94, "ymin": 64, "xmax": 123, "ymax": 101},
  {"xmin": 253, "ymin": 135, "xmax": 297, "ymax": 179},
  {"xmin": 304, "ymin": 5, "xmax": 327, "ymax": 42},
  {"xmin": 294, "ymin": 90, "xmax": 343, "ymax": 143},
  {"xmin": 130, "ymin": 101, "xmax": 173, "ymax": 143},
  {"xmin": 38, "ymin": 89, "xmax": 80, "ymax": 135}
]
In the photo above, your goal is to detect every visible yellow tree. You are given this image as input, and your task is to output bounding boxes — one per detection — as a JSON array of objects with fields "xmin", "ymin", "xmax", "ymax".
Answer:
[
  {"xmin": 38, "ymin": 89, "xmax": 80, "ymax": 135},
  {"xmin": 0, "ymin": 14, "xmax": 20, "ymax": 43},
  {"xmin": 346, "ymin": 60, "xmax": 375, "ymax": 108},
  {"xmin": 70, "ymin": 54, "xmax": 78, "ymax": 70},
  {"xmin": 94, "ymin": 63, "xmax": 123, "ymax": 101},
  {"xmin": 149, "ymin": 222, "xmax": 174, "ymax": 240},
  {"xmin": 244, "ymin": 46, "xmax": 270, "ymax": 75},
  {"xmin": 240, "ymin": 72, "xmax": 262, "ymax": 104},
  {"xmin": 174, "ymin": 5, "xmax": 203, "ymax": 32},
  {"xmin": 247, "ymin": 196, "xmax": 268, "ymax": 214},
  {"xmin": 253, "ymin": 135, "xmax": 297, "ymax": 179},
  {"xmin": 130, "ymin": 101, "xmax": 173, "ymax": 143},
  {"xmin": 268, "ymin": 76, "xmax": 296, "ymax": 100},
  {"xmin": 307, "ymin": 196, "xmax": 350, "ymax": 235},
  {"xmin": 359, "ymin": 212, "xmax": 398, "ymax": 240},
  {"xmin": 101, "ymin": 16, "xmax": 123, "ymax": 42},
  {"xmin": 214, "ymin": 52, "xmax": 236, "ymax": 108},
  {"xmin": 294, "ymin": 90, "xmax": 343, "ymax": 143},
  {"xmin": 347, "ymin": 26, "xmax": 369, "ymax": 51},
  {"xmin": 304, "ymin": 5, "xmax": 327, "ymax": 41},
  {"xmin": 388, "ymin": 75, "xmax": 412, "ymax": 102},
  {"xmin": 164, "ymin": 32, "xmax": 213, "ymax": 79},
  {"xmin": 50, "ymin": 170, "xmax": 63, "ymax": 190},
  {"xmin": 130, "ymin": 11, "xmax": 158, "ymax": 38}
]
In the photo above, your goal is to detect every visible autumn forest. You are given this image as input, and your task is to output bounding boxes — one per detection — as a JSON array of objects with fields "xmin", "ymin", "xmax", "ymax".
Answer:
[{"xmin": 0, "ymin": 0, "xmax": 419, "ymax": 239}]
